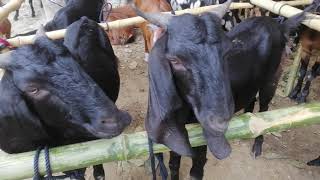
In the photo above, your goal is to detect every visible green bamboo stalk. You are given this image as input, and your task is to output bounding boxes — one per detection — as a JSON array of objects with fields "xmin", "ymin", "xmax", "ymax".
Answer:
[
  {"xmin": 285, "ymin": 44, "xmax": 303, "ymax": 96},
  {"xmin": 0, "ymin": 103, "xmax": 320, "ymax": 180}
]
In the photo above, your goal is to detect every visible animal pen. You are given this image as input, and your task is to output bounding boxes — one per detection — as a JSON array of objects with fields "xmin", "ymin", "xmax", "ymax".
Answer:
[{"xmin": 0, "ymin": 0, "xmax": 320, "ymax": 179}]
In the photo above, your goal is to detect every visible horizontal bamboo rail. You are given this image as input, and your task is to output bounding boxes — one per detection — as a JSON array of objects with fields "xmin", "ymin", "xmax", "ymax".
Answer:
[
  {"xmin": 6, "ymin": 0, "xmax": 314, "ymax": 47},
  {"xmin": 250, "ymin": 0, "xmax": 320, "ymax": 31},
  {"xmin": 7, "ymin": 2, "xmax": 252, "ymax": 47},
  {"xmin": 0, "ymin": 103, "xmax": 320, "ymax": 180}
]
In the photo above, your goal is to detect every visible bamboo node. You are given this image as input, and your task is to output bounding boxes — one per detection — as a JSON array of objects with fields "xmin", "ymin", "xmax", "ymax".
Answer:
[
  {"xmin": 248, "ymin": 113, "xmax": 268, "ymax": 136},
  {"xmin": 121, "ymin": 134, "xmax": 129, "ymax": 161},
  {"xmin": 273, "ymin": 2, "xmax": 290, "ymax": 15}
]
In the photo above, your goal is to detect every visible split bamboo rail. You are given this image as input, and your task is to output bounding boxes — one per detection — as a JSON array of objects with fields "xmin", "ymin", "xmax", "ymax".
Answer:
[{"xmin": 0, "ymin": 103, "xmax": 320, "ymax": 180}]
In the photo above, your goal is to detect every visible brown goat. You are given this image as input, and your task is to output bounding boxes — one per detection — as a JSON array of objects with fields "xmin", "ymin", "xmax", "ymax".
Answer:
[
  {"xmin": 134, "ymin": 0, "xmax": 173, "ymax": 61},
  {"xmin": 104, "ymin": 0, "xmax": 172, "ymax": 61},
  {"xmin": 289, "ymin": 27, "xmax": 320, "ymax": 103},
  {"xmin": 106, "ymin": 5, "xmax": 137, "ymax": 45}
]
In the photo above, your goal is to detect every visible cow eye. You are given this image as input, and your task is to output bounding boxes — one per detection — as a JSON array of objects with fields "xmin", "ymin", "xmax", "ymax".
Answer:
[
  {"xmin": 26, "ymin": 87, "xmax": 39, "ymax": 95},
  {"xmin": 167, "ymin": 55, "xmax": 187, "ymax": 71},
  {"xmin": 167, "ymin": 56, "xmax": 182, "ymax": 65},
  {"xmin": 170, "ymin": 58, "xmax": 180, "ymax": 64}
]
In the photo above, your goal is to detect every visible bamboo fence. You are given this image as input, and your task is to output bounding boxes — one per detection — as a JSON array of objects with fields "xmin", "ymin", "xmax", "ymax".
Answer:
[
  {"xmin": 5, "ymin": 0, "xmax": 315, "ymax": 47},
  {"xmin": 0, "ymin": 1, "xmax": 320, "ymax": 180},
  {"xmin": 0, "ymin": 103, "xmax": 320, "ymax": 180}
]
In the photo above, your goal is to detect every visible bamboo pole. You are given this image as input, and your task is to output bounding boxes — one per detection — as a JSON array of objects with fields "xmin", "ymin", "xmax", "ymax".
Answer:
[
  {"xmin": 279, "ymin": 0, "xmax": 313, "ymax": 6},
  {"xmin": 6, "ymin": 0, "xmax": 313, "ymax": 47},
  {"xmin": 0, "ymin": 103, "xmax": 320, "ymax": 180},
  {"xmin": 7, "ymin": 2, "xmax": 253, "ymax": 47},
  {"xmin": 250, "ymin": 0, "xmax": 320, "ymax": 32},
  {"xmin": 0, "ymin": 0, "xmax": 24, "ymax": 22},
  {"xmin": 285, "ymin": 44, "xmax": 303, "ymax": 96}
]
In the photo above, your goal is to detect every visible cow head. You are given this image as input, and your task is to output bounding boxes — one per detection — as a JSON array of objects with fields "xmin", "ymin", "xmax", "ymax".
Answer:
[
  {"xmin": 136, "ymin": 0, "xmax": 234, "ymax": 159},
  {"xmin": 63, "ymin": 16, "xmax": 114, "ymax": 60},
  {"xmin": 0, "ymin": 27, "xmax": 131, "ymax": 153}
]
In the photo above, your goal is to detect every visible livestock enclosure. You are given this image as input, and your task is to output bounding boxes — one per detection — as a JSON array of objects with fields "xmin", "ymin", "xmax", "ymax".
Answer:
[{"xmin": 0, "ymin": 0, "xmax": 320, "ymax": 180}]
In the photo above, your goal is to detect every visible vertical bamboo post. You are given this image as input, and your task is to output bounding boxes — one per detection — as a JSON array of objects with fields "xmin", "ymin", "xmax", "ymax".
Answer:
[{"xmin": 285, "ymin": 45, "xmax": 303, "ymax": 96}]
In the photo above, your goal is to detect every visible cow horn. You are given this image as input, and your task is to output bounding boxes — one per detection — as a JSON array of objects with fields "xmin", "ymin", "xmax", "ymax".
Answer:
[
  {"xmin": 0, "ymin": 51, "xmax": 12, "ymax": 69},
  {"xmin": 35, "ymin": 25, "xmax": 47, "ymax": 40},
  {"xmin": 210, "ymin": 0, "xmax": 233, "ymax": 18},
  {"xmin": 132, "ymin": 4, "xmax": 172, "ymax": 29}
]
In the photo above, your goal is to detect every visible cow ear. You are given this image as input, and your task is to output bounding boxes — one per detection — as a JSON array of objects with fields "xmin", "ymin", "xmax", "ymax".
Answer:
[
  {"xmin": 146, "ymin": 34, "xmax": 193, "ymax": 156},
  {"xmin": 63, "ymin": 21, "xmax": 81, "ymax": 57},
  {"xmin": 97, "ymin": 25, "xmax": 114, "ymax": 52},
  {"xmin": 147, "ymin": 24, "xmax": 166, "ymax": 46},
  {"xmin": 0, "ymin": 73, "xmax": 49, "ymax": 153}
]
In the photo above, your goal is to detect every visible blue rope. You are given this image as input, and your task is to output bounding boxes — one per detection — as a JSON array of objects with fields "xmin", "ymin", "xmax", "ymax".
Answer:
[
  {"xmin": 155, "ymin": 153, "xmax": 168, "ymax": 180},
  {"xmin": 33, "ymin": 146, "xmax": 62, "ymax": 180},
  {"xmin": 33, "ymin": 147, "xmax": 43, "ymax": 180},
  {"xmin": 99, "ymin": 0, "xmax": 113, "ymax": 23},
  {"xmin": 148, "ymin": 138, "xmax": 168, "ymax": 180},
  {"xmin": 44, "ymin": 146, "xmax": 54, "ymax": 180}
]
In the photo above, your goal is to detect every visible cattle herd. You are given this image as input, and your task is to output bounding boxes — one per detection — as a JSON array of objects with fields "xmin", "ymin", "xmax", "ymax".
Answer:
[{"xmin": 0, "ymin": 0, "xmax": 319, "ymax": 180}]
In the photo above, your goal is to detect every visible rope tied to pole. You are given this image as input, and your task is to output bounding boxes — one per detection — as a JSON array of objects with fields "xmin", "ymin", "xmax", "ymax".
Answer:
[
  {"xmin": 148, "ymin": 138, "xmax": 168, "ymax": 180},
  {"xmin": 33, "ymin": 146, "xmax": 54, "ymax": 180},
  {"xmin": 99, "ymin": 0, "xmax": 112, "ymax": 24},
  {"xmin": 99, "ymin": 0, "xmax": 113, "ymax": 32}
]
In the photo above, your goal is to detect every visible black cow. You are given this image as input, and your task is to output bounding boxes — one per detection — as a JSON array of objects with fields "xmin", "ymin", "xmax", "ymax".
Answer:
[
  {"xmin": 0, "ymin": 17, "xmax": 131, "ymax": 180},
  {"xmin": 167, "ymin": 0, "xmax": 241, "ymax": 31},
  {"xmin": 44, "ymin": 0, "xmax": 104, "ymax": 31},
  {"xmin": 134, "ymin": 0, "xmax": 311, "ymax": 179}
]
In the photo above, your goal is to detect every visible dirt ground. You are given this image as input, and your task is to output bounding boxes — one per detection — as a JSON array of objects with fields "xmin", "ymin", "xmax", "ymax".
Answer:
[{"xmin": 6, "ymin": 1, "xmax": 320, "ymax": 180}]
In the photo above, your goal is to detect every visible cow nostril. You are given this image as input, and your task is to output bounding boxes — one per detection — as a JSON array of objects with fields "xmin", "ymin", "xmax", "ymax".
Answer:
[{"xmin": 101, "ymin": 119, "xmax": 117, "ymax": 124}]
